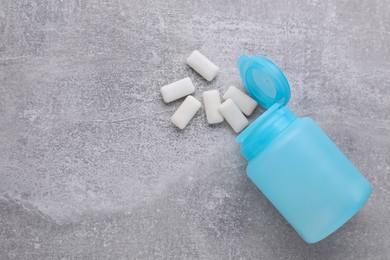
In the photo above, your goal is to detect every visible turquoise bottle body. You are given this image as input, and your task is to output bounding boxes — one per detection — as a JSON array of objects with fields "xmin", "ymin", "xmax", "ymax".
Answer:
[{"xmin": 237, "ymin": 56, "xmax": 372, "ymax": 243}]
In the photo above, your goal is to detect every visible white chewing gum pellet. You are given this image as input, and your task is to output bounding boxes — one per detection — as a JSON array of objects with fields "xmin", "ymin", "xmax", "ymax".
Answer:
[
  {"xmin": 171, "ymin": 95, "xmax": 201, "ymax": 129},
  {"xmin": 161, "ymin": 77, "xmax": 195, "ymax": 103},
  {"xmin": 186, "ymin": 50, "xmax": 219, "ymax": 81},
  {"xmin": 223, "ymin": 86, "xmax": 257, "ymax": 116},
  {"xmin": 202, "ymin": 90, "xmax": 224, "ymax": 124},
  {"xmin": 218, "ymin": 99, "xmax": 249, "ymax": 133}
]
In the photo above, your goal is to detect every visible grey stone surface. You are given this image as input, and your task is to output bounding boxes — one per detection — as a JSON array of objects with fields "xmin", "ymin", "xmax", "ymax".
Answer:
[{"xmin": 0, "ymin": 0, "xmax": 389, "ymax": 259}]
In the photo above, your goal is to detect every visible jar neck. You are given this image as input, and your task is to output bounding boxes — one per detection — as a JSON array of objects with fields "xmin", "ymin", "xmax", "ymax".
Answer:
[{"xmin": 236, "ymin": 103, "xmax": 297, "ymax": 160}]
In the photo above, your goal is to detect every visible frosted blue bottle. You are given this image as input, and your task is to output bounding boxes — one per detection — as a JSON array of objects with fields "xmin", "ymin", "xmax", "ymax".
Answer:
[{"xmin": 236, "ymin": 55, "xmax": 372, "ymax": 243}]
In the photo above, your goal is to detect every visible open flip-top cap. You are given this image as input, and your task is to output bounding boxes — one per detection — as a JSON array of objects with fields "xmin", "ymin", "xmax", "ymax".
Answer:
[{"xmin": 237, "ymin": 55, "xmax": 291, "ymax": 109}]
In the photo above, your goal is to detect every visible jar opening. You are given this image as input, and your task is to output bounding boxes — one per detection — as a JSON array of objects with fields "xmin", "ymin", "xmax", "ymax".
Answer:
[{"xmin": 236, "ymin": 104, "xmax": 297, "ymax": 160}]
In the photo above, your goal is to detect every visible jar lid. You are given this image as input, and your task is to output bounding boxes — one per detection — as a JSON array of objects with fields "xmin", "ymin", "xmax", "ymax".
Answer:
[{"xmin": 237, "ymin": 55, "xmax": 291, "ymax": 109}]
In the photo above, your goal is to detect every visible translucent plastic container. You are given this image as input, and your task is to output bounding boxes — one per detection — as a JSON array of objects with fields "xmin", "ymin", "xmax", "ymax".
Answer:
[{"xmin": 236, "ymin": 55, "xmax": 372, "ymax": 243}]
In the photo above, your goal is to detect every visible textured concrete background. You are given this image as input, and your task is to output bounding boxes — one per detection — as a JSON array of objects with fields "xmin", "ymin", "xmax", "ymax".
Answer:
[{"xmin": 1, "ymin": 0, "xmax": 389, "ymax": 259}]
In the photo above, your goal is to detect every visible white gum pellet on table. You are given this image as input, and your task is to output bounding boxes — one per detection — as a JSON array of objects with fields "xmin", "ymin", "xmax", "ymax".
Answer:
[
  {"xmin": 186, "ymin": 50, "xmax": 219, "ymax": 81},
  {"xmin": 223, "ymin": 86, "xmax": 257, "ymax": 116},
  {"xmin": 202, "ymin": 90, "xmax": 224, "ymax": 124},
  {"xmin": 171, "ymin": 95, "xmax": 202, "ymax": 129},
  {"xmin": 218, "ymin": 99, "xmax": 249, "ymax": 133},
  {"xmin": 161, "ymin": 77, "xmax": 195, "ymax": 103}
]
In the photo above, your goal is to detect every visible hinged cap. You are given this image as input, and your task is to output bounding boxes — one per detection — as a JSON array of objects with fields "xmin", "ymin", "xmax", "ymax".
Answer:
[{"xmin": 237, "ymin": 55, "xmax": 291, "ymax": 109}]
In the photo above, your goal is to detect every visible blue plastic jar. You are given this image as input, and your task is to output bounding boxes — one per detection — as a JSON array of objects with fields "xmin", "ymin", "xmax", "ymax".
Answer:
[{"xmin": 236, "ymin": 55, "xmax": 372, "ymax": 243}]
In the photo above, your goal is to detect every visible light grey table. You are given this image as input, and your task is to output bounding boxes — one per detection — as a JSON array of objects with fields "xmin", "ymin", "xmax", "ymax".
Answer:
[{"xmin": 1, "ymin": 0, "xmax": 389, "ymax": 259}]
